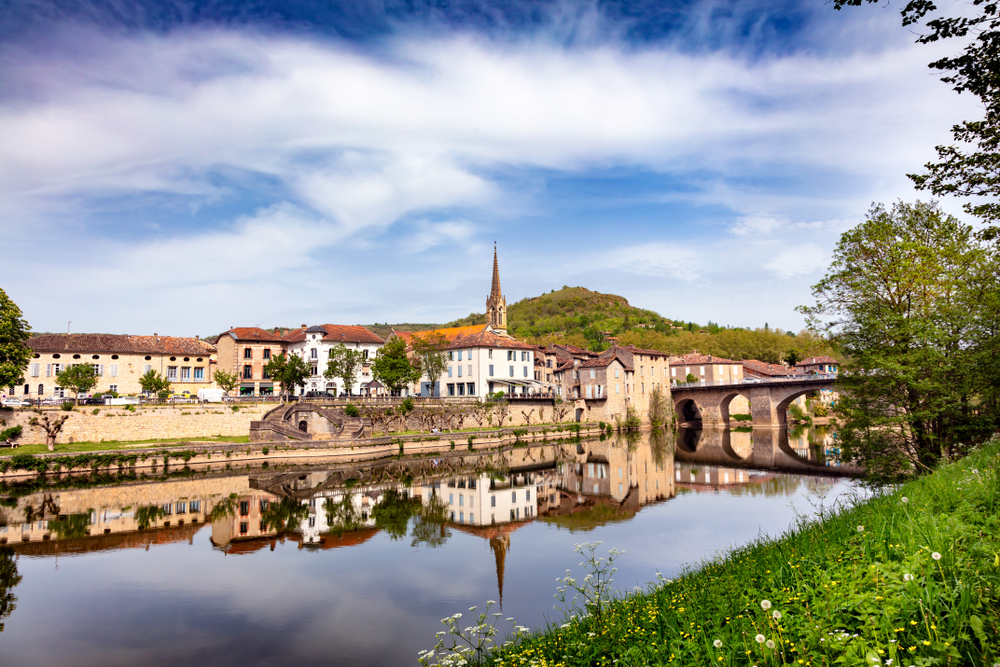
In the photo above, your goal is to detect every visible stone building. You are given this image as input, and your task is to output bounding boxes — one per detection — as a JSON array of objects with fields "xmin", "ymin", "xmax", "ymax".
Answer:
[
  {"xmin": 282, "ymin": 324, "xmax": 385, "ymax": 396},
  {"xmin": 668, "ymin": 353, "xmax": 743, "ymax": 385},
  {"xmin": 21, "ymin": 334, "xmax": 216, "ymax": 399},
  {"xmin": 211, "ymin": 327, "xmax": 287, "ymax": 396},
  {"xmin": 796, "ymin": 356, "xmax": 839, "ymax": 375}
]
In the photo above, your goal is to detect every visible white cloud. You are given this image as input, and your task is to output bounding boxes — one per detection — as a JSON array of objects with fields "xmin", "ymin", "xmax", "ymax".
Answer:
[{"xmin": 765, "ymin": 244, "xmax": 829, "ymax": 280}]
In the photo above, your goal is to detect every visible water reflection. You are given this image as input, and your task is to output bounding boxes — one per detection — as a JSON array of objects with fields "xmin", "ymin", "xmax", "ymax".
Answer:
[
  {"xmin": 676, "ymin": 425, "xmax": 859, "ymax": 475},
  {"xmin": 0, "ymin": 547, "xmax": 19, "ymax": 633},
  {"xmin": 0, "ymin": 432, "xmax": 858, "ymax": 667}
]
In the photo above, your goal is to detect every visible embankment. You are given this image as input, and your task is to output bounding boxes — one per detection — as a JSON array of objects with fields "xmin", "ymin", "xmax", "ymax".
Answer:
[{"xmin": 470, "ymin": 438, "xmax": 1000, "ymax": 667}]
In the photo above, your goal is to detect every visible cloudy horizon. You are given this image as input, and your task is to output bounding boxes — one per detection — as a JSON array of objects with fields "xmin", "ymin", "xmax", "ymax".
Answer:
[{"xmin": 0, "ymin": 0, "xmax": 978, "ymax": 337}]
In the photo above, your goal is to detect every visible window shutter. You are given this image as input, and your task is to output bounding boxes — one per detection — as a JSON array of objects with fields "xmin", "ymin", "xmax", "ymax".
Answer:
[
  {"xmin": 46, "ymin": 364, "xmax": 51, "ymax": 377},
  {"xmin": 111, "ymin": 365, "xmax": 118, "ymax": 377},
  {"xmin": 99, "ymin": 364, "xmax": 104, "ymax": 376},
  {"xmin": 31, "ymin": 363, "xmax": 39, "ymax": 377}
]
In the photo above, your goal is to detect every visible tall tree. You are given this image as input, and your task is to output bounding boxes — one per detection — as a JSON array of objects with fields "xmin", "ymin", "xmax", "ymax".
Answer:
[
  {"xmin": 56, "ymin": 364, "xmax": 98, "ymax": 405},
  {"xmin": 213, "ymin": 369, "xmax": 239, "ymax": 395},
  {"xmin": 835, "ymin": 0, "xmax": 1000, "ymax": 228},
  {"xmin": 0, "ymin": 289, "xmax": 31, "ymax": 393},
  {"xmin": 139, "ymin": 369, "xmax": 171, "ymax": 397},
  {"xmin": 264, "ymin": 353, "xmax": 310, "ymax": 400},
  {"xmin": 799, "ymin": 200, "xmax": 1000, "ymax": 482},
  {"xmin": 411, "ymin": 333, "xmax": 449, "ymax": 396},
  {"xmin": 371, "ymin": 337, "xmax": 421, "ymax": 396},
  {"xmin": 325, "ymin": 344, "xmax": 365, "ymax": 396}
]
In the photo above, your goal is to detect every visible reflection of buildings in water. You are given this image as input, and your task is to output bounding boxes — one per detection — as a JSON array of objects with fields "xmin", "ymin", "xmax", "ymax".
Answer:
[
  {"xmin": 210, "ymin": 492, "xmax": 282, "ymax": 550},
  {"xmin": 0, "ymin": 476, "xmax": 254, "ymax": 548},
  {"xmin": 676, "ymin": 464, "xmax": 756, "ymax": 487},
  {"xmin": 729, "ymin": 430, "xmax": 752, "ymax": 458},
  {"xmin": 414, "ymin": 471, "xmax": 555, "ymax": 527}
]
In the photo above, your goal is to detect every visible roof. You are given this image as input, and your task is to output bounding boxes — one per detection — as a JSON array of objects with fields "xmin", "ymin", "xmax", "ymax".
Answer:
[
  {"xmin": 283, "ymin": 324, "xmax": 384, "ymax": 345},
  {"xmin": 669, "ymin": 353, "xmax": 738, "ymax": 365},
  {"xmin": 29, "ymin": 334, "xmax": 215, "ymax": 356},
  {"xmin": 797, "ymin": 356, "xmax": 838, "ymax": 366},
  {"xmin": 225, "ymin": 327, "xmax": 286, "ymax": 343},
  {"xmin": 741, "ymin": 359, "xmax": 797, "ymax": 377},
  {"xmin": 447, "ymin": 328, "xmax": 535, "ymax": 351},
  {"xmin": 394, "ymin": 325, "xmax": 489, "ymax": 345},
  {"xmin": 613, "ymin": 345, "xmax": 669, "ymax": 358},
  {"xmin": 579, "ymin": 357, "xmax": 618, "ymax": 369}
]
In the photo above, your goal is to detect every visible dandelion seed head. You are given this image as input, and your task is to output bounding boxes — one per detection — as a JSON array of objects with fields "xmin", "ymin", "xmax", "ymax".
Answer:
[
  {"xmin": 901, "ymin": 497, "xmax": 909, "ymax": 503},
  {"xmin": 857, "ymin": 525, "xmax": 865, "ymax": 532},
  {"xmin": 714, "ymin": 639, "xmax": 723, "ymax": 648},
  {"xmin": 760, "ymin": 600, "xmax": 772, "ymax": 610},
  {"xmin": 756, "ymin": 634, "xmax": 766, "ymax": 643},
  {"xmin": 766, "ymin": 640, "xmax": 776, "ymax": 649},
  {"xmin": 932, "ymin": 552, "xmax": 942, "ymax": 560},
  {"xmin": 903, "ymin": 573, "xmax": 914, "ymax": 581},
  {"xmin": 773, "ymin": 610, "xmax": 782, "ymax": 620}
]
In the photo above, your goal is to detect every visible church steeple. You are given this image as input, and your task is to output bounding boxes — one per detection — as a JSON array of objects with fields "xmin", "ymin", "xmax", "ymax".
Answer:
[
  {"xmin": 486, "ymin": 244, "xmax": 507, "ymax": 333},
  {"xmin": 490, "ymin": 532, "xmax": 510, "ymax": 608}
]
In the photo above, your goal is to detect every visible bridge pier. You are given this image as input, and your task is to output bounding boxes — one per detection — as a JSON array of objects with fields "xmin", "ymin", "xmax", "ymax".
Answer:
[{"xmin": 672, "ymin": 377, "xmax": 835, "ymax": 429}]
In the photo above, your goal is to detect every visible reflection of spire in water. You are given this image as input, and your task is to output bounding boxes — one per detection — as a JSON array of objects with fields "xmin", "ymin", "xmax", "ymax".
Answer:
[{"xmin": 489, "ymin": 533, "xmax": 510, "ymax": 608}]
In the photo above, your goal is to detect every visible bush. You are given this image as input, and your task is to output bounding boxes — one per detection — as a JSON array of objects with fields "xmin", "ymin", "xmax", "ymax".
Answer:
[
  {"xmin": 731, "ymin": 413, "xmax": 752, "ymax": 422},
  {"xmin": 125, "ymin": 404, "xmax": 136, "ymax": 412},
  {"xmin": 61, "ymin": 401, "xmax": 75, "ymax": 411},
  {"xmin": 401, "ymin": 397, "xmax": 415, "ymax": 413},
  {"xmin": 262, "ymin": 446, "xmax": 269, "ymax": 455},
  {"xmin": 0, "ymin": 425, "xmax": 23, "ymax": 441},
  {"xmin": 231, "ymin": 405, "xmax": 240, "ymax": 412},
  {"xmin": 157, "ymin": 390, "xmax": 170, "ymax": 401},
  {"xmin": 344, "ymin": 403, "xmax": 360, "ymax": 418},
  {"xmin": 92, "ymin": 408, "xmax": 100, "ymax": 415}
]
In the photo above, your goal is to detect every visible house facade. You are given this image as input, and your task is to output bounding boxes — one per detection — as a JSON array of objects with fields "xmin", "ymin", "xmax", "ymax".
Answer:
[
  {"xmin": 22, "ymin": 334, "xmax": 217, "ymax": 399},
  {"xmin": 212, "ymin": 327, "xmax": 287, "ymax": 396},
  {"xmin": 796, "ymin": 356, "xmax": 839, "ymax": 375},
  {"xmin": 668, "ymin": 353, "xmax": 743, "ymax": 385},
  {"xmin": 282, "ymin": 324, "xmax": 385, "ymax": 396}
]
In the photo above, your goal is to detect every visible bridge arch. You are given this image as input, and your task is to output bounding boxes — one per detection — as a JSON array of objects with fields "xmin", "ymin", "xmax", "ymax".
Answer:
[
  {"xmin": 674, "ymin": 397, "xmax": 703, "ymax": 423},
  {"xmin": 774, "ymin": 389, "xmax": 816, "ymax": 428}
]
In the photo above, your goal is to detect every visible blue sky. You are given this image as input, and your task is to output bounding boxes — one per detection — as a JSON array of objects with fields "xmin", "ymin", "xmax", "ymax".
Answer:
[{"xmin": 0, "ymin": 0, "xmax": 977, "ymax": 336}]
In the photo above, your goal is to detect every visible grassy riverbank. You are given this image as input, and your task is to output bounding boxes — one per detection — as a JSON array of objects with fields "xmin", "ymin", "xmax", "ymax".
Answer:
[
  {"xmin": 4, "ymin": 435, "xmax": 249, "ymax": 456},
  {"xmin": 480, "ymin": 438, "xmax": 1000, "ymax": 667}
]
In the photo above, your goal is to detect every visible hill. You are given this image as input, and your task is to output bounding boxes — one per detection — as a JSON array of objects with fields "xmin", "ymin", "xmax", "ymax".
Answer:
[{"xmin": 443, "ymin": 286, "xmax": 835, "ymax": 364}]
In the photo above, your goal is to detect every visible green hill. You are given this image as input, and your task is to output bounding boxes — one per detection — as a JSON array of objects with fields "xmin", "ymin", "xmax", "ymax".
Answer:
[{"xmin": 443, "ymin": 286, "xmax": 835, "ymax": 364}]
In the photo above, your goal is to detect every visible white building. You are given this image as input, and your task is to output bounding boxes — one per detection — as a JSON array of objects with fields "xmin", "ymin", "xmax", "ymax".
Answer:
[{"xmin": 283, "ymin": 324, "xmax": 385, "ymax": 396}]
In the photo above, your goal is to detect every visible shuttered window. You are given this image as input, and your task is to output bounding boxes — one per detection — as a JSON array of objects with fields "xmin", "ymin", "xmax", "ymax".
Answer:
[{"xmin": 110, "ymin": 365, "xmax": 118, "ymax": 377}]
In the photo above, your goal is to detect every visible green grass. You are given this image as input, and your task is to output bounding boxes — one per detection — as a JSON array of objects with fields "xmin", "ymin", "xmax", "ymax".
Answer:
[
  {"xmin": 6, "ymin": 435, "xmax": 249, "ymax": 456},
  {"xmin": 478, "ymin": 437, "xmax": 1000, "ymax": 667}
]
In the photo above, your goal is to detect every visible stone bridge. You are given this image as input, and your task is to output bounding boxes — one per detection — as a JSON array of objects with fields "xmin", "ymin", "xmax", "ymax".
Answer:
[{"xmin": 671, "ymin": 376, "xmax": 836, "ymax": 427}]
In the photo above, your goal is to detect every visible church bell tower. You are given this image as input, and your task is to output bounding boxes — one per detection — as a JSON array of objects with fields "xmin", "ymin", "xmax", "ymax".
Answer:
[{"xmin": 487, "ymin": 244, "xmax": 507, "ymax": 333}]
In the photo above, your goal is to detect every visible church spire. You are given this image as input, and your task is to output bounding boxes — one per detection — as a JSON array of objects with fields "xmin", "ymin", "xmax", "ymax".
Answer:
[
  {"xmin": 490, "ymin": 532, "xmax": 510, "ymax": 608},
  {"xmin": 486, "ymin": 243, "xmax": 507, "ymax": 333}
]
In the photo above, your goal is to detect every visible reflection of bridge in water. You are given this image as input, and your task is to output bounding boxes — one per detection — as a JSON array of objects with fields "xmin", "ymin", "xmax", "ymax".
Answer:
[
  {"xmin": 676, "ymin": 426, "xmax": 861, "ymax": 476},
  {"xmin": 672, "ymin": 376, "xmax": 836, "ymax": 427}
]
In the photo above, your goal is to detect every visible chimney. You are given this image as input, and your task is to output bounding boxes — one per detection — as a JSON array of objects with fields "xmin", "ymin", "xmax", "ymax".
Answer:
[{"xmin": 301, "ymin": 324, "xmax": 307, "ymax": 329}]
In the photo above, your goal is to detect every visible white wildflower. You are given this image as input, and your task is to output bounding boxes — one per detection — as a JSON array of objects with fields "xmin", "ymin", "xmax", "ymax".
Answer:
[
  {"xmin": 857, "ymin": 525, "xmax": 865, "ymax": 533},
  {"xmin": 903, "ymin": 573, "xmax": 914, "ymax": 581},
  {"xmin": 772, "ymin": 610, "xmax": 782, "ymax": 620},
  {"xmin": 901, "ymin": 497, "xmax": 909, "ymax": 504},
  {"xmin": 766, "ymin": 640, "xmax": 776, "ymax": 649},
  {"xmin": 755, "ymin": 634, "xmax": 766, "ymax": 643},
  {"xmin": 760, "ymin": 600, "xmax": 772, "ymax": 610},
  {"xmin": 713, "ymin": 639, "xmax": 723, "ymax": 648},
  {"xmin": 932, "ymin": 552, "xmax": 942, "ymax": 561}
]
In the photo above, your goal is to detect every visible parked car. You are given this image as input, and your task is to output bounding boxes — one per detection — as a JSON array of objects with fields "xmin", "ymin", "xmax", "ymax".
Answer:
[{"xmin": 1, "ymin": 397, "xmax": 31, "ymax": 408}]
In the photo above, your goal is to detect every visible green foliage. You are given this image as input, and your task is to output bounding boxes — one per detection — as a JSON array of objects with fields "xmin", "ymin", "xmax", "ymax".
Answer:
[
  {"xmin": 371, "ymin": 337, "xmax": 421, "ymax": 395},
  {"xmin": 344, "ymin": 403, "xmax": 360, "ymax": 418},
  {"xmin": 139, "ymin": 369, "xmax": 171, "ymax": 395},
  {"xmin": 60, "ymin": 401, "xmax": 74, "ymax": 411},
  {"xmin": 800, "ymin": 201, "xmax": 1000, "ymax": 482},
  {"xmin": 401, "ymin": 396, "xmax": 415, "ymax": 414},
  {"xmin": 410, "ymin": 494, "xmax": 450, "ymax": 548},
  {"xmin": 684, "ymin": 373, "xmax": 697, "ymax": 384},
  {"xmin": 135, "ymin": 505, "xmax": 165, "ymax": 530},
  {"xmin": 648, "ymin": 386, "xmax": 668, "ymax": 429},
  {"xmin": 787, "ymin": 402, "xmax": 812, "ymax": 425},
  {"xmin": 372, "ymin": 489, "xmax": 417, "ymax": 541},
  {"xmin": 49, "ymin": 513, "xmax": 91, "ymax": 539},
  {"xmin": 0, "ymin": 546, "xmax": 22, "ymax": 633},
  {"xmin": 324, "ymin": 496, "xmax": 363, "ymax": 537},
  {"xmin": 483, "ymin": 438, "xmax": 1000, "ymax": 667},
  {"xmin": 0, "ymin": 425, "xmax": 22, "ymax": 441},
  {"xmin": 56, "ymin": 364, "xmax": 98, "ymax": 404},
  {"xmin": 616, "ymin": 407, "xmax": 641, "ymax": 433},
  {"xmin": 261, "ymin": 497, "xmax": 309, "ymax": 533},
  {"xmin": 264, "ymin": 352, "xmax": 311, "ymax": 398},
  {"xmin": 325, "ymin": 343, "xmax": 365, "ymax": 396},
  {"xmin": 730, "ymin": 413, "xmax": 752, "ymax": 422},
  {"xmin": 213, "ymin": 369, "xmax": 240, "ymax": 394},
  {"xmin": 411, "ymin": 332, "xmax": 449, "ymax": 395},
  {"xmin": 0, "ymin": 289, "xmax": 31, "ymax": 393}
]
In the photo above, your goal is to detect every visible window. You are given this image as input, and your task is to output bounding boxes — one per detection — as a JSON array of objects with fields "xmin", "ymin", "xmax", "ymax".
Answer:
[
  {"xmin": 458, "ymin": 383, "xmax": 465, "ymax": 395},
  {"xmin": 363, "ymin": 349, "xmax": 369, "ymax": 360},
  {"xmin": 671, "ymin": 367, "xmax": 676, "ymax": 377},
  {"xmin": 448, "ymin": 493, "xmax": 454, "ymax": 505},
  {"xmin": 488, "ymin": 349, "xmax": 492, "ymax": 359},
  {"xmin": 511, "ymin": 491, "xmax": 516, "ymax": 502},
  {"xmin": 239, "ymin": 522, "xmax": 248, "ymax": 535},
  {"xmin": 262, "ymin": 368, "xmax": 271, "ymax": 380},
  {"xmin": 507, "ymin": 351, "xmax": 514, "ymax": 361},
  {"xmin": 30, "ymin": 363, "xmax": 39, "ymax": 377},
  {"xmin": 525, "ymin": 489, "xmax": 530, "ymax": 501},
  {"xmin": 457, "ymin": 350, "xmax": 463, "ymax": 361},
  {"xmin": 193, "ymin": 367, "xmax": 204, "ymax": 380},
  {"xmin": 447, "ymin": 383, "xmax": 455, "ymax": 396},
  {"xmin": 699, "ymin": 366, "xmax": 704, "ymax": 375},
  {"xmin": 244, "ymin": 348, "xmax": 252, "ymax": 359},
  {"xmin": 144, "ymin": 364, "xmax": 152, "ymax": 374},
  {"xmin": 510, "ymin": 509, "xmax": 516, "ymax": 520},
  {"xmin": 243, "ymin": 365, "xmax": 253, "ymax": 379},
  {"xmin": 488, "ymin": 364, "xmax": 494, "ymax": 376},
  {"xmin": 509, "ymin": 365, "xmax": 514, "ymax": 377},
  {"xmin": 167, "ymin": 367, "xmax": 178, "ymax": 380},
  {"xmin": 459, "ymin": 495, "xmax": 464, "ymax": 507},
  {"xmin": 448, "ymin": 351, "xmax": 454, "ymax": 361},
  {"xmin": 263, "ymin": 348, "xmax": 271, "ymax": 360},
  {"xmin": 109, "ymin": 384, "xmax": 117, "ymax": 393},
  {"xmin": 310, "ymin": 365, "xmax": 318, "ymax": 376},
  {"xmin": 176, "ymin": 502, "xmax": 187, "ymax": 514},
  {"xmin": 521, "ymin": 351, "xmax": 527, "ymax": 361},
  {"xmin": 447, "ymin": 366, "xmax": 453, "ymax": 377},
  {"xmin": 190, "ymin": 500, "xmax": 201, "ymax": 513},
  {"xmin": 110, "ymin": 364, "xmax": 118, "ymax": 377},
  {"xmin": 310, "ymin": 348, "xmax": 317, "ymax": 359},
  {"xmin": 37, "ymin": 384, "xmax": 43, "ymax": 395},
  {"xmin": 523, "ymin": 366, "xmax": 528, "ymax": 377},
  {"xmin": 470, "ymin": 513, "xmax": 474, "ymax": 523},
  {"xmin": 52, "ymin": 363, "xmax": 62, "ymax": 375},
  {"xmin": 491, "ymin": 495, "xmax": 496, "ymax": 507},
  {"xmin": 162, "ymin": 503, "xmax": 173, "ymax": 515},
  {"xmin": 616, "ymin": 383, "xmax": 620, "ymax": 394},
  {"xmin": 547, "ymin": 359, "xmax": 552, "ymax": 368},
  {"xmin": 181, "ymin": 367, "xmax": 191, "ymax": 380},
  {"xmin": 457, "ymin": 365, "xmax": 463, "ymax": 377},
  {"xmin": 239, "ymin": 501, "xmax": 250, "ymax": 516},
  {"xmin": 92, "ymin": 363, "xmax": 101, "ymax": 376}
]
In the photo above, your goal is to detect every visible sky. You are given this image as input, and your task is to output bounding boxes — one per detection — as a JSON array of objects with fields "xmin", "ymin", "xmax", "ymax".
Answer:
[{"xmin": 0, "ymin": 0, "xmax": 979, "ymax": 336}]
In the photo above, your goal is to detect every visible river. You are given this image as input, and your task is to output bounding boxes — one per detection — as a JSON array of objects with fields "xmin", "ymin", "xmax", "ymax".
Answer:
[{"xmin": 0, "ymin": 427, "xmax": 856, "ymax": 667}]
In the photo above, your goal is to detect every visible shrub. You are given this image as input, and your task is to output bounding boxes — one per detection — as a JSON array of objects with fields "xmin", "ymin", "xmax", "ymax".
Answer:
[
  {"xmin": 344, "ymin": 403, "xmax": 360, "ymax": 418},
  {"xmin": 731, "ymin": 413, "xmax": 752, "ymax": 422},
  {"xmin": 231, "ymin": 405, "xmax": 240, "ymax": 412},
  {"xmin": 125, "ymin": 404, "xmax": 136, "ymax": 412},
  {"xmin": 61, "ymin": 401, "xmax": 75, "ymax": 411},
  {"xmin": 262, "ymin": 446, "xmax": 269, "ymax": 455},
  {"xmin": 91, "ymin": 408, "xmax": 100, "ymax": 415},
  {"xmin": 0, "ymin": 425, "xmax": 23, "ymax": 441}
]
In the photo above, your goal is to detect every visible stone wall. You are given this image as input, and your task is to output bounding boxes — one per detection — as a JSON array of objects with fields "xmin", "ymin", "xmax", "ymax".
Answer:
[{"xmin": 2, "ymin": 405, "xmax": 269, "ymax": 445}]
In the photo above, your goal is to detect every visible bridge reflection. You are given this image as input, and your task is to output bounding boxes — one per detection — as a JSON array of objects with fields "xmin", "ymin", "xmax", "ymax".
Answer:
[{"xmin": 675, "ymin": 426, "xmax": 861, "ymax": 476}]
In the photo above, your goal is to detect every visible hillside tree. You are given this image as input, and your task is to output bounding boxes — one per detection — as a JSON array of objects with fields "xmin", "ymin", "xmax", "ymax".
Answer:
[
  {"xmin": 0, "ymin": 289, "xmax": 31, "ymax": 393},
  {"xmin": 799, "ymin": 200, "xmax": 1000, "ymax": 482}
]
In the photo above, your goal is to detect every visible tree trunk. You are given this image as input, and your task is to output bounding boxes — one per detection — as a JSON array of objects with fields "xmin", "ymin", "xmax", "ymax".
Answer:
[{"xmin": 46, "ymin": 435, "xmax": 55, "ymax": 451}]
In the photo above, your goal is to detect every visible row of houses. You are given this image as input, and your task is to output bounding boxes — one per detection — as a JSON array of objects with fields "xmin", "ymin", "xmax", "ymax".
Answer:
[{"xmin": 12, "ymin": 248, "xmax": 837, "ymax": 413}]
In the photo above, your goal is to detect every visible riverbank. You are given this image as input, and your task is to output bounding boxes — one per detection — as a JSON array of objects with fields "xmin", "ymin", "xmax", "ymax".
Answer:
[{"xmin": 473, "ymin": 437, "xmax": 1000, "ymax": 667}]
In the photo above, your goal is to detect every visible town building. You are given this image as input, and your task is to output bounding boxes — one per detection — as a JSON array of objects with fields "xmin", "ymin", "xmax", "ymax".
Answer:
[
  {"xmin": 282, "ymin": 324, "xmax": 385, "ymax": 396},
  {"xmin": 395, "ymin": 247, "xmax": 539, "ymax": 398},
  {"xmin": 668, "ymin": 353, "xmax": 743, "ymax": 385},
  {"xmin": 211, "ymin": 327, "xmax": 287, "ymax": 396},
  {"xmin": 741, "ymin": 359, "xmax": 799, "ymax": 379},
  {"xmin": 796, "ymin": 356, "xmax": 839, "ymax": 375},
  {"xmin": 22, "ymin": 334, "xmax": 217, "ymax": 399}
]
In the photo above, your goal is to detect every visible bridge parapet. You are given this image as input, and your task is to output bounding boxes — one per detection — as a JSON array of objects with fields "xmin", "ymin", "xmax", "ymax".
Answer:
[{"xmin": 672, "ymin": 376, "xmax": 836, "ymax": 428}]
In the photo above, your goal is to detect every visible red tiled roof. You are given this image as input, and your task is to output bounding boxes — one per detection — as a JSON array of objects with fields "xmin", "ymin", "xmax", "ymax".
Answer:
[
  {"xmin": 579, "ymin": 357, "xmax": 617, "ymax": 368},
  {"xmin": 741, "ymin": 359, "xmax": 797, "ymax": 377},
  {"xmin": 283, "ymin": 324, "xmax": 384, "ymax": 344},
  {"xmin": 614, "ymin": 345, "xmax": 669, "ymax": 357},
  {"xmin": 29, "ymin": 334, "xmax": 215, "ymax": 356},
  {"xmin": 393, "ymin": 325, "xmax": 487, "ymax": 345},
  {"xmin": 447, "ymin": 328, "xmax": 535, "ymax": 351},
  {"xmin": 796, "ymin": 356, "xmax": 838, "ymax": 367},
  {"xmin": 226, "ymin": 327, "xmax": 286, "ymax": 343},
  {"xmin": 669, "ymin": 353, "xmax": 738, "ymax": 365}
]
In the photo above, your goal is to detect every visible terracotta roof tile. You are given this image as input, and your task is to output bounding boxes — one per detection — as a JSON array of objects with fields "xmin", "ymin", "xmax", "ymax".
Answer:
[
  {"xmin": 796, "ymin": 356, "xmax": 838, "ymax": 366},
  {"xmin": 668, "ymin": 353, "xmax": 738, "ymax": 365},
  {"xmin": 227, "ymin": 327, "xmax": 286, "ymax": 343},
  {"xmin": 29, "ymin": 334, "xmax": 215, "ymax": 356},
  {"xmin": 283, "ymin": 324, "xmax": 384, "ymax": 344}
]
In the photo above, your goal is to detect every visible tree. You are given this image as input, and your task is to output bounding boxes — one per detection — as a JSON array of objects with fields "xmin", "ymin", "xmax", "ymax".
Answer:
[
  {"xmin": 139, "ymin": 369, "xmax": 171, "ymax": 397},
  {"xmin": 325, "ymin": 344, "xmax": 364, "ymax": 396},
  {"xmin": 214, "ymin": 369, "xmax": 239, "ymax": 395},
  {"xmin": 371, "ymin": 337, "xmax": 421, "ymax": 396},
  {"xmin": 28, "ymin": 413, "xmax": 70, "ymax": 451},
  {"xmin": 372, "ymin": 489, "xmax": 417, "ymax": 541},
  {"xmin": 56, "ymin": 364, "xmax": 98, "ymax": 405},
  {"xmin": 835, "ymin": 0, "xmax": 1000, "ymax": 228},
  {"xmin": 783, "ymin": 349, "xmax": 802, "ymax": 367},
  {"xmin": 799, "ymin": 200, "xmax": 1000, "ymax": 482},
  {"xmin": 264, "ymin": 353, "xmax": 310, "ymax": 400},
  {"xmin": 0, "ymin": 289, "xmax": 31, "ymax": 393},
  {"xmin": 0, "ymin": 546, "xmax": 22, "ymax": 633},
  {"xmin": 411, "ymin": 333, "xmax": 449, "ymax": 396}
]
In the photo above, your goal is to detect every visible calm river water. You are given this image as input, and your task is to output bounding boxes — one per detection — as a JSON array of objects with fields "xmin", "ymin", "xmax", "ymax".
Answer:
[{"xmin": 0, "ymin": 427, "xmax": 855, "ymax": 667}]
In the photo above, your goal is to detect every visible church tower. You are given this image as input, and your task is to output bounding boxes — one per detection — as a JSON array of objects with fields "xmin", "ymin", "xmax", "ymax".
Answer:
[{"xmin": 486, "ymin": 244, "xmax": 507, "ymax": 333}]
